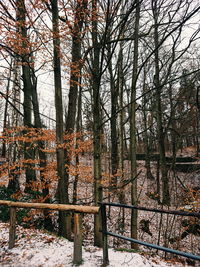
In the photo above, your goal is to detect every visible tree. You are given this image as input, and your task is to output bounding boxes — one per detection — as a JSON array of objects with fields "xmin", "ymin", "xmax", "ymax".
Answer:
[
  {"xmin": 64, "ymin": 0, "xmax": 88, "ymax": 239},
  {"xmin": 151, "ymin": 0, "xmax": 170, "ymax": 205},
  {"xmin": 14, "ymin": 0, "xmax": 37, "ymax": 190},
  {"xmin": 129, "ymin": 0, "xmax": 140, "ymax": 249},
  {"xmin": 51, "ymin": 0, "xmax": 68, "ymax": 237},
  {"xmin": 90, "ymin": 0, "xmax": 103, "ymax": 247}
]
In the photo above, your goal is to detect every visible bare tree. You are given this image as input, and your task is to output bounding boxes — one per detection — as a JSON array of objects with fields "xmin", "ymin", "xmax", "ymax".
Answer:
[{"xmin": 51, "ymin": 0, "xmax": 68, "ymax": 237}]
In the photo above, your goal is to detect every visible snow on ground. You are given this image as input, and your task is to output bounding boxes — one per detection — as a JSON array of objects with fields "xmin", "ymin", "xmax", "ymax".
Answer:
[{"xmin": 0, "ymin": 223, "xmax": 183, "ymax": 267}]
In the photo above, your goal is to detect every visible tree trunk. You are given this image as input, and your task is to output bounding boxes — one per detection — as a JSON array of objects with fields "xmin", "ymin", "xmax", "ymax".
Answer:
[
  {"xmin": 92, "ymin": 0, "xmax": 103, "ymax": 247},
  {"xmin": 31, "ymin": 70, "xmax": 53, "ymax": 231},
  {"xmin": 51, "ymin": 0, "xmax": 68, "ymax": 237},
  {"xmin": 65, "ymin": 0, "xmax": 87, "ymax": 132},
  {"xmin": 16, "ymin": 0, "xmax": 36, "ymax": 191},
  {"xmin": 1, "ymin": 61, "xmax": 12, "ymax": 158},
  {"xmin": 107, "ymin": 43, "xmax": 118, "ymax": 190},
  {"xmin": 130, "ymin": 0, "xmax": 140, "ymax": 250},
  {"xmin": 64, "ymin": 0, "xmax": 87, "ymax": 239},
  {"xmin": 73, "ymin": 82, "xmax": 82, "ymax": 204},
  {"xmin": 142, "ymin": 68, "xmax": 155, "ymax": 199},
  {"xmin": 152, "ymin": 0, "xmax": 170, "ymax": 205},
  {"xmin": 7, "ymin": 58, "xmax": 21, "ymax": 192},
  {"xmin": 11, "ymin": 59, "xmax": 21, "ymax": 127},
  {"xmin": 117, "ymin": 38, "xmax": 126, "ymax": 234}
]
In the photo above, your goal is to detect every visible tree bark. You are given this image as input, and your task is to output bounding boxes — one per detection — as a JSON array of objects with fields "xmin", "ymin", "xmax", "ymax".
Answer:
[
  {"xmin": 73, "ymin": 82, "xmax": 82, "ymax": 204},
  {"xmin": 152, "ymin": 0, "xmax": 170, "ymax": 205},
  {"xmin": 7, "ymin": 58, "xmax": 21, "ymax": 192},
  {"xmin": 117, "ymin": 38, "xmax": 126, "ymax": 234},
  {"xmin": 107, "ymin": 42, "xmax": 119, "ymax": 190},
  {"xmin": 1, "ymin": 60, "xmax": 12, "ymax": 158},
  {"xmin": 30, "ymin": 70, "xmax": 53, "ymax": 230},
  {"xmin": 51, "ymin": 0, "xmax": 68, "ymax": 237},
  {"xmin": 92, "ymin": 0, "xmax": 103, "ymax": 247},
  {"xmin": 130, "ymin": 0, "xmax": 140, "ymax": 249},
  {"xmin": 16, "ymin": 0, "xmax": 36, "ymax": 190},
  {"xmin": 64, "ymin": 0, "xmax": 87, "ymax": 238},
  {"xmin": 142, "ymin": 67, "xmax": 155, "ymax": 198}
]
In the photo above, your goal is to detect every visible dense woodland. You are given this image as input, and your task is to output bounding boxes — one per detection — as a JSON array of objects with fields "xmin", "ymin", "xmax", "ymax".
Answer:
[{"xmin": 0, "ymin": 0, "xmax": 199, "ymax": 259}]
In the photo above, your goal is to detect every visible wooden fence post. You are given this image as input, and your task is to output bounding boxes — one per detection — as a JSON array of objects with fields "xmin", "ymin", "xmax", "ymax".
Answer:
[
  {"xmin": 101, "ymin": 203, "xmax": 109, "ymax": 265},
  {"xmin": 73, "ymin": 213, "xmax": 82, "ymax": 264},
  {"xmin": 9, "ymin": 207, "xmax": 16, "ymax": 249}
]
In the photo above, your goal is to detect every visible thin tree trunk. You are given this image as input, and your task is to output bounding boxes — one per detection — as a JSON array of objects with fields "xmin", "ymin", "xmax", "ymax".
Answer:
[
  {"xmin": 2, "ymin": 61, "xmax": 12, "ymax": 158},
  {"xmin": 142, "ymin": 68, "xmax": 155, "ymax": 199},
  {"xmin": 130, "ymin": 0, "xmax": 140, "ymax": 249},
  {"xmin": 117, "ymin": 39, "xmax": 126, "ymax": 234},
  {"xmin": 152, "ymin": 0, "xmax": 170, "ymax": 205},
  {"xmin": 73, "ymin": 82, "xmax": 82, "ymax": 205},
  {"xmin": 31, "ymin": 70, "xmax": 53, "ymax": 231},
  {"xmin": 107, "ymin": 43, "xmax": 118, "ymax": 190},
  {"xmin": 11, "ymin": 59, "xmax": 21, "ymax": 127},
  {"xmin": 7, "ymin": 58, "xmax": 21, "ymax": 192}
]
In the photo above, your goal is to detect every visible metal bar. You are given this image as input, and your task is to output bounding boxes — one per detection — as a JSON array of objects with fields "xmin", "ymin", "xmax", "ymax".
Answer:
[
  {"xmin": 100, "ymin": 202, "xmax": 200, "ymax": 217},
  {"xmin": 101, "ymin": 204, "xmax": 109, "ymax": 265},
  {"xmin": 105, "ymin": 231, "xmax": 200, "ymax": 261}
]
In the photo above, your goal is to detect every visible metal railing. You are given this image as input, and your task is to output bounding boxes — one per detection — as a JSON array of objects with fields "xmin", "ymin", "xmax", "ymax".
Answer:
[{"xmin": 100, "ymin": 202, "xmax": 200, "ymax": 265}]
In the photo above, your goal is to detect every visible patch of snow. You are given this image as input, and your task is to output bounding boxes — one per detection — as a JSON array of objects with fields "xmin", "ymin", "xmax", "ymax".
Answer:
[{"xmin": 0, "ymin": 223, "xmax": 183, "ymax": 267}]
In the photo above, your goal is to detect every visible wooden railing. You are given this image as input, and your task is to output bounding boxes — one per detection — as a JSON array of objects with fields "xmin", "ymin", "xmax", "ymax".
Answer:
[{"xmin": 0, "ymin": 200, "xmax": 99, "ymax": 265}]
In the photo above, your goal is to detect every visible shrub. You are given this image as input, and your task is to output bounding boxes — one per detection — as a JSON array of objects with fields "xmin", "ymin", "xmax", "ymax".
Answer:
[
  {"xmin": 0, "ymin": 186, "xmax": 16, "ymax": 221},
  {"xmin": 0, "ymin": 187, "xmax": 45, "ymax": 228}
]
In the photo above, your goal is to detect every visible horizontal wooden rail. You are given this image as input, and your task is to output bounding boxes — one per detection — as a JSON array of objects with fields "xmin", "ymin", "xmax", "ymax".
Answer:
[
  {"xmin": 0, "ymin": 200, "xmax": 99, "ymax": 214},
  {"xmin": 0, "ymin": 200, "xmax": 100, "ymax": 264}
]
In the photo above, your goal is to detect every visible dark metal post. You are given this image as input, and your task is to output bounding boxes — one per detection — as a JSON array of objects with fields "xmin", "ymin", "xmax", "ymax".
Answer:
[{"xmin": 101, "ymin": 203, "xmax": 109, "ymax": 265}]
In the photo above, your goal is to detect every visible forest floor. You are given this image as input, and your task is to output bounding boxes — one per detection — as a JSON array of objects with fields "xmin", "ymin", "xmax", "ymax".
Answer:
[{"xmin": 0, "ymin": 222, "xmax": 186, "ymax": 267}]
